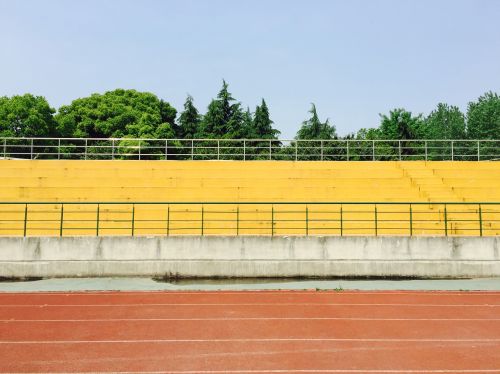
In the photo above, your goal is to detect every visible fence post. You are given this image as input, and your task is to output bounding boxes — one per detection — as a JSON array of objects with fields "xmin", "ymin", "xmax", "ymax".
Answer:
[
  {"xmin": 374, "ymin": 204, "xmax": 378, "ymax": 236},
  {"xmin": 398, "ymin": 140, "xmax": 401, "ymax": 161},
  {"xmin": 269, "ymin": 140, "xmax": 272, "ymax": 160},
  {"xmin": 340, "ymin": 205, "xmax": 343, "ymax": 236},
  {"xmin": 409, "ymin": 204, "xmax": 413, "ymax": 236},
  {"xmin": 84, "ymin": 139, "xmax": 88, "ymax": 160},
  {"xmin": 23, "ymin": 204, "xmax": 28, "ymax": 237},
  {"xmin": 138, "ymin": 141, "xmax": 141, "ymax": 160},
  {"xmin": 96, "ymin": 204, "xmax": 100, "ymax": 236},
  {"xmin": 3, "ymin": 138, "xmax": 6, "ymax": 158},
  {"xmin": 477, "ymin": 141, "xmax": 480, "ymax": 161},
  {"xmin": 320, "ymin": 141, "xmax": 323, "ymax": 161},
  {"xmin": 59, "ymin": 204, "xmax": 64, "ymax": 237},
  {"xmin": 478, "ymin": 204, "xmax": 483, "ymax": 237},
  {"xmin": 295, "ymin": 141, "xmax": 298, "ymax": 161},
  {"xmin": 425, "ymin": 141, "xmax": 428, "ymax": 161},
  {"xmin": 444, "ymin": 204, "xmax": 448, "ymax": 236},
  {"xmin": 30, "ymin": 138, "xmax": 34, "ymax": 160},
  {"xmin": 451, "ymin": 141, "xmax": 454, "ymax": 161},
  {"xmin": 305, "ymin": 205, "xmax": 309, "ymax": 236},
  {"xmin": 131, "ymin": 204, "xmax": 135, "ymax": 236},
  {"xmin": 167, "ymin": 205, "xmax": 170, "ymax": 236},
  {"xmin": 236, "ymin": 205, "xmax": 239, "ymax": 235},
  {"xmin": 191, "ymin": 139, "xmax": 194, "ymax": 160},
  {"xmin": 346, "ymin": 140, "xmax": 350, "ymax": 161},
  {"xmin": 57, "ymin": 138, "xmax": 61, "ymax": 160},
  {"xmin": 372, "ymin": 140, "xmax": 375, "ymax": 161},
  {"xmin": 201, "ymin": 205, "xmax": 204, "ymax": 236},
  {"xmin": 112, "ymin": 139, "xmax": 115, "ymax": 160},
  {"xmin": 165, "ymin": 140, "xmax": 168, "ymax": 160},
  {"xmin": 243, "ymin": 140, "xmax": 246, "ymax": 161},
  {"xmin": 271, "ymin": 205, "xmax": 274, "ymax": 236}
]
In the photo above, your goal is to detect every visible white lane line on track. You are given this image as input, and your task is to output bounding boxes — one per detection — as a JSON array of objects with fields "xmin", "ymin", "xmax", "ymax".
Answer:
[
  {"xmin": 3, "ymin": 317, "xmax": 500, "ymax": 322},
  {"xmin": 1, "ymin": 303, "xmax": 499, "ymax": 307},
  {"xmin": 2, "ymin": 338, "xmax": 500, "ymax": 344},
  {"xmin": 10, "ymin": 370, "xmax": 500, "ymax": 374}
]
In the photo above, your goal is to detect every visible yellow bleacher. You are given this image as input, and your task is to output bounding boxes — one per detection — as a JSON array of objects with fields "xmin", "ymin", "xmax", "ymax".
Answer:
[{"xmin": 0, "ymin": 160, "xmax": 498, "ymax": 236}]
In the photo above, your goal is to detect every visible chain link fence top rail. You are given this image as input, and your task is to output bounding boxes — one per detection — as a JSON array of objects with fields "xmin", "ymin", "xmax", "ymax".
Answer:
[
  {"xmin": 1, "ymin": 138, "xmax": 499, "ymax": 161},
  {"xmin": 0, "ymin": 202, "xmax": 498, "ymax": 237}
]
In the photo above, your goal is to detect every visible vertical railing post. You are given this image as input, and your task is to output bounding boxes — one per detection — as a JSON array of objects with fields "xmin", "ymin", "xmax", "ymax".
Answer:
[
  {"xmin": 3, "ymin": 138, "xmax": 6, "ymax": 158},
  {"xmin": 409, "ymin": 203, "xmax": 413, "ymax": 236},
  {"xmin": 165, "ymin": 139, "xmax": 168, "ymax": 160},
  {"xmin": 59, "ymin": 203, "xmax": 64, "ymax": 237},
  {"xmin": 217, "ymin": 140, "xmax": 220, "ymax": 160},
  {"xmin": 346, "ymin": 140, "xmax": 350, "ymax": 161},
  {"xmin": 425, "ymin": 141, "xmax": 428, "ymax": 161},
  {"xmin": 138, "ymin": 141, "xmax": 141, "ymax": 160},
  {"xmin": 477, "ymin": 141, "xmax": 480, "ymax": 161},
  {"xmin": 269, "ymin": 140, "xmax": 272, "ymax": 160},
  {"xmin": 340, "ymin": 205, "xmax": 343, "ymax": 236},
  {"xmin": 320, "ymin": 141, "xmax": 323, "ymax": 161},
  {"xmin": 57, "ymin": 138, "xmax": 61, "ymax": 160},
  {"xmin": 372, "ymin": 140, "xmax": 375, "ymax": 161},
  {"xmin": 374, "ymin": 204, "xmax": 378, "ymax": 236},
  {"xmin": 191, "ymin": 139, "xmax": 194, "ymax": 160},
  {"xmin": 398, "ymin": 140, "xmax": 402, "ymax": 161},
  {"xmin": 96, "ymin": 204, "xmax": 100, "ymax": 236},
  {"xmin": 243, "ymin": 140, "xmax": 246, "ymax": 161},
  {"xmin": 236, "ymin": 205, "xmax": 239, "ymax": 236},
  {"xmin": 167, "ymin": 205, "xmax": 170, "ymax": 236},
  {"xmin": 295, "ymin": 141, "xmax": 298, "ymax": 161},
  {"xmin": 23, "ymin": 204, "xmax": 28, "ymax": 237},
  {"xmin": 84, "ymin": 139, "xmax": 88, "ymax": 160},
  {"xmin": 131, "ymin": 204, "xmax": 135, "ymax": 236},
  {"xmin": 305, "ymin": 205, "xmax": 309, "ymax": 236},
  {"xmin": 444, "ymin": 204, "xmax": 448, "ymax": 236},
  {"xmin": 451, "ymin": 141, "xmax": 454, "ymax": 161},
  {"xmin": 111, "ymin": 139, "xmax": 115, "ymax": 160},
  {"xmin": 271, "ymin": 205, "xmax": 274, "ymax": 236},
  {"xmin": 201, "ymin": 205, "xmax": 204, "ymax": 236},
  {"xmin": 30, "ymin": 138, "xmax": 34, "ymax": 160},
  {"xmin": 478, "ymin": 204, "xmax": 483, "ymax": 237}
]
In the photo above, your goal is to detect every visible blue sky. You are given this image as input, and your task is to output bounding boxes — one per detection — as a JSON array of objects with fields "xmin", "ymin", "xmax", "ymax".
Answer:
[{"xmin": 1, "ymin": 0, "xmax": 499, "ymax": 138}]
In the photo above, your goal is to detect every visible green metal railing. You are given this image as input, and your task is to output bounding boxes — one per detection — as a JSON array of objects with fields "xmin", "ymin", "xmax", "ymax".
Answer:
[{"xmin": 0, "ymin": 202, "xmax": 498, "ymax": 237}]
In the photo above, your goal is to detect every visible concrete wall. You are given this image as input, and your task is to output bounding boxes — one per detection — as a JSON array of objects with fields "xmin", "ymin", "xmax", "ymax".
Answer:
[{"xmin": 1, "ymin": 236, "xmax": 499, "ymax": 279}]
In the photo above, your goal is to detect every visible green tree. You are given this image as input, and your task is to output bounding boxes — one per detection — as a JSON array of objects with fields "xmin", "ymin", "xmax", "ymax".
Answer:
[
  {"xmin": 253, "ymin": 99, "xmax": 280, "ymax": 139},
  {"xmin": 55, "ymin": 89, "xmax": 177, "ymax": 138},
  {"xmin": 296, "ymin": 104, "xmax": 336, "ymax": 140},
  {"xmin": 423, "ymin": 103, "xmax": 466, "ymax": 139},
  {"xmin": 466, "ymin": 91, "xmax": 500, "ymax": 139},
  {"xmin": 379, "ymin": 108, "xmax": 423, "ymax": 140},
  {"xmin": 199, "ymin": 81, "xmax": 244, "ymax": 138},
  {"xmin": 178, "ymin": 95, "xmax": 201, "ymax": 139},
  {"xmin": 0, "ymin": 94, "xmax": 57, "ymax": 137}
]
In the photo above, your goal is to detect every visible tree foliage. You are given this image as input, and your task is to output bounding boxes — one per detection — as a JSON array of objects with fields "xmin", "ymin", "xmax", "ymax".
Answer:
[
  {"xmin": 296, "ymin": 104, "xmax": 337, "ymax": 140},
  {"xmin": 379, "ymin": 109, "xmax": 423, "ymax": 140},
  {"xmin": 55, "ymin": 89, "xmax": 177, "ymax": 138},
  {"xmin": 423, "ymin": 103, "xmax": 466, "ymax": 139},
  {"xmin": 466, "ymin": 91, "xmax": 500, "ymax": 139},
  {"xmin": 0, "ymin": 94, "xmax": 57, "ymax": 137},
  {"xmin": 178, "ymin": 95, "xmax": 201, "ymax": 139},
  {"xmin": 253, "ymin": 99, "xmax": 280, "ymax": 139}
]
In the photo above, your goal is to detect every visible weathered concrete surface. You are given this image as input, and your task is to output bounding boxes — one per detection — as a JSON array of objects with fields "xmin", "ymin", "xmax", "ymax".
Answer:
[{"xmin": 0, "ymin": 236, "xmax": 499, "ymax": 278}]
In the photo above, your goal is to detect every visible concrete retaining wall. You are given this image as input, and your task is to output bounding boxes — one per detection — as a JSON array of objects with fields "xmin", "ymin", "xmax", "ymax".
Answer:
[{"xmin": 1, "ymin": 236, "xmax": 499, "ymax": 278}]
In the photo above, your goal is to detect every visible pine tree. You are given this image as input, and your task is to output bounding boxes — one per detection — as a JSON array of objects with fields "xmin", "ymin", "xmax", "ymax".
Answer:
[
  {"xmin": 296, "ymin": 104, "xmax": 337, "ymax": 140},
  {"xmin": 178, "ymin": 95, "xmax": 201, "ymax": 139},
  {"xmin": 253, "ymin": 99, "xmax": 280, "ymax": 139},
  {"xmin": 200, "ymin": 80, "xmax": 244, "ymax": 138}
]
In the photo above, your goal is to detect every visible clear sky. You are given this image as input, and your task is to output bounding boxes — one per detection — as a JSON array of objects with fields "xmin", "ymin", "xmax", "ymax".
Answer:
[{"xmin": 1, "ymin": 0, "xmax": 499, "ymax": 138}]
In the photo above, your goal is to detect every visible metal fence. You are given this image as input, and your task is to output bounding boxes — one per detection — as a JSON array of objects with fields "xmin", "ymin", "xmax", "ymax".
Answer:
[
  {"xmin": 0, "ymin": 202, "xmax": 498, "ymax": 237},
  {"xmin": 1, "ymin": 137, "xmax": 499, "ymax": 161}
]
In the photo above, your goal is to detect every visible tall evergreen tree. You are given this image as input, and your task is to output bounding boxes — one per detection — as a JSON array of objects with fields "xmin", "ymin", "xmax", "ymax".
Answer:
[
  {"xmin": 296, "ymin": 104, "xmax": 337, "ymax": 140},
  {"xmin": 253, "ymin": 99, "xmax": 280, "ymax": 139},
  {"xmin": 379, "ymin": 109, "xmax": 423, "ymax": 140},
  {"xmin": 178, "ymin": 95, "xmax": 201, "ymax": 139},
  {"xmin": 199, "ymin": 80, "xmax": 244, "ymax": 138}
]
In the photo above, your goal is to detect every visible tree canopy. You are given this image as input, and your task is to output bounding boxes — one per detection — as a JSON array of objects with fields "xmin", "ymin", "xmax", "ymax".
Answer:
[
  {"xmin": 296, "ymin": 104, "xmax": 337, "ymax": 140},
  {"xmin": 0, "ymin": 94, "xmax": 57, "ymax": 137},
  {"xmin": 466, "ymin": 91, "xmax": 500, "ymax": 140},
  {"xmin": 55, "ymin": 89, "xmax": 177, "ymax": 138}
]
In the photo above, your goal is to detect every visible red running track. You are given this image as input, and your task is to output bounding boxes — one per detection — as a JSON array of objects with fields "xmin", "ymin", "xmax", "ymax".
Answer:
[{"xmin": 0, "ymin": 290, "xmax": 500, "ymax": 373}]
